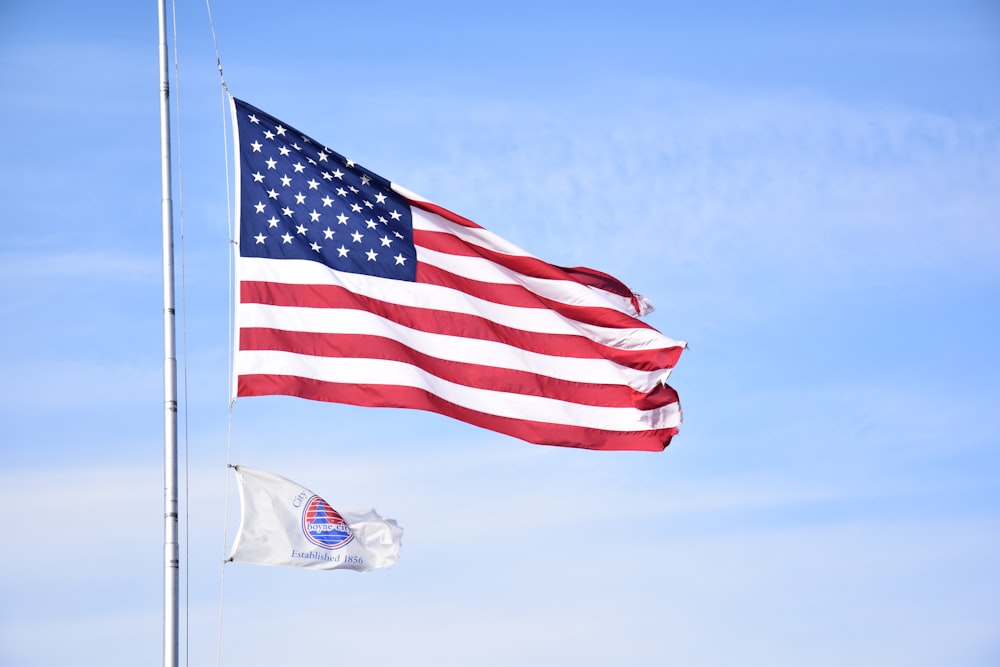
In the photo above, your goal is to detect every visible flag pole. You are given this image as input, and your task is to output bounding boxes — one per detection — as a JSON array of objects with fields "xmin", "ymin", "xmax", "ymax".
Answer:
[{"xmin": 157, "ymin": 0, "xmax": 180, "ymax": 664}]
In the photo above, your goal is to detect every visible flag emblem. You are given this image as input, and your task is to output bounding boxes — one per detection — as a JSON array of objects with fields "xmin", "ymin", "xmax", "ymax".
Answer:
[
  {"xmin": 302, "ymin": 496, "xmax": 354, "ymax": 549},
  {"xmin": 228, "ymin": 466, "xmax": 402, "ymax": 572}
]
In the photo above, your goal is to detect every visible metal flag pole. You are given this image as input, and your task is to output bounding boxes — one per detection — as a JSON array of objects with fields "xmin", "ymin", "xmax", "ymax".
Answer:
[{"xmin": 157, "ymin": 0, "xmax": 180, "ymax": 664}]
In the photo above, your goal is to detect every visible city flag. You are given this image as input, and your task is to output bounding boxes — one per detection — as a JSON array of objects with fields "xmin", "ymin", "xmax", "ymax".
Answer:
[
  {"xmin": 232, "ymin": 97, "xmax": 685, "ymax": 451},
  {"xmin": 228, "ymin": 465, "xmax": 402, "ymax": 572}
]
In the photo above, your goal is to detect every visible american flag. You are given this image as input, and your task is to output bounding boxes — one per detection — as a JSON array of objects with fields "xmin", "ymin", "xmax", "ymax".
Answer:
[{"xmin": 232, "ymin": 98, "xmax": 685, "ymax": 451}]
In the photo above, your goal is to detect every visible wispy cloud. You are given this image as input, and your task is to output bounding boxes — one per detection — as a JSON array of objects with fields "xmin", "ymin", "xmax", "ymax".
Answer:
[
  {"xmin": 6, "ymin": 457, "xmax": 991, "ymax": 666},
  {"xmin": 307, "ymin": 85, "xmax": 1000, "ymax": 290}
]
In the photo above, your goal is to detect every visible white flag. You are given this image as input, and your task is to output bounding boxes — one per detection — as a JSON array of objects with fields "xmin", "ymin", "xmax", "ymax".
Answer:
[{"xmin": 228, "ymin": 465, "xmax": 402, "ymax": 572}]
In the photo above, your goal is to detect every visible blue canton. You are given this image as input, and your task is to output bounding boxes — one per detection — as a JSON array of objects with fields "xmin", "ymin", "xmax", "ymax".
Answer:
[{"xmin": 235, "ymin": 98, "xmax": 417, "ymax": 282}]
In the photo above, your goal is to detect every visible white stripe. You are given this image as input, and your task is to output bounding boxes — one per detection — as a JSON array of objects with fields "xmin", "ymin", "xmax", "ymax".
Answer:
[
  {"xmin": 409, "ymin": 203, "xmax": 531, "ymax": 258},
  {"xmin": 237, "ymin": 350, "xmax": 681, "ymax": 431},
  {"xmin": 239, "ymin": 302, "xmax": 674, "ymax": 390},
  {"xmin": 408, "ymin": 204, "xmax": 661, "ymax": 318},
  {"xmin": 238, "ymin": 257, "xmax": 679, "ymax": 352},
  {"xmin": 416, "ymin": 245, "xmax": 631, "ymax": 312}
]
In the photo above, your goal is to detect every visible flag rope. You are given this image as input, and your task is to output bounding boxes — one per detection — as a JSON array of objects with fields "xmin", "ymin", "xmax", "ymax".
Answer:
[
  {"xmin": 201, "ymin": 0, "xmax": 236, "ymax": 664},
  {"xmin": 203, "ymin": 0, "xmax": 229, "ymax": 95}
]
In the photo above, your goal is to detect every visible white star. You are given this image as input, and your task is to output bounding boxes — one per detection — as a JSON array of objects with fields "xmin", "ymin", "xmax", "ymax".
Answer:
[
  {"xmin": 309, "ymin": 209, "xmax": 321, "ymax": 222},
  {"xmin": 248, "ymin": 114, "xmax": 260, "ymax": 124},
  {"xmin": 374, "ymin": 192, "xmax": 387, "ymax": 204},
  {"xmin": 393, "ymin": 231, "xmax": 404, "ymax": 239},
  {"xmin": 337, "ymin": 245, "xmax": 349, "ymax": 257},
  {"xmin": 252, "ymin": 171, "xmax": 265, "ymax": 183},
  {"xmin": 349, "ymin": 186, "xmax": 359, "ymax": 194},
  {"xmin": 254, "ymin": 233, "xmax": 266, "ymax": 244},
  {"xmin": 291, "ymin": 142, "xmax": 301, "ymax": 151},
  {"xmin": 306, "ymin": 179, "xmax": 319, "ymax": 190},
  {"xmin": 281, "ymin": 233, "xmax": 293, "ymax": 244},
  {"xmin": 321, "ymin": 171, "xmax": 333, "ymax": 181},
  {"xmin": 265, "ymin": 158, "xmax": 277, "ymax": 170},
  {"xmin": 292, "ymin": 162, "xmax": 305, "ymax": 173},
  {"xmin": 321, "ymin": 196, "xmax": 334, "ymax": 207},
  {"xmin": 294, "ymin": 192, "xmax": 306, "ymax": 205},
  {"xmin": 366, "ymin": 249, "xmax": 378, "ymax": 262},
  {"xmin": 351, "ymin": 231, "xmax": 364, "ymax": 243},
  {"xmin": 282, "ymin": 206, "xmax": 294, "ymax": 217},
  {"xmin": 389, "ymin": 209, "xmax": 402, "ymax": 221},
  {"xmin": 394, "ymin": 253, "xmax": 407, "ymax": 265},
  {"xmin": 254, "ymin": 201, "xmax": 266, "ymax": 214},
  {"xmin": 332, "ymin": 168, "xmax": 344, "ymax": 180},
  {"xmin": 278, "ymin": 146, "xmax": 290, "ymax": 156},
  {"xmin": 267, "ymin": 217, "xmax": 279, "ymax": 228},
  {"xmin": 275, "ymin": 125, "xmax": 287, "ymax": 136},
  {"xmin": 280, "ymin": 175, "xmax": 292, "ymax": 187},
  {"xmin": 296, "ymin": 224, "xmax": 308, "ymax": 235},
  {"xmin": 337, "ymin": 213, "xmax": 349, "ymax": 225},
  {"xmin": 363, "ymin": 200, "xmax": 374, "ymax": 209},
  {"xmin": 323, "ymin": 228, "xmax": 335, "ymax": 239},
  {"xmin": 250, "ymin": 140, "xmax": 262, "ymax": 152},
  {"xmin": 267, "ymin": 189, "xmax": 279, "ymax": 200},
  {"xmin": 380, "ymin": 235, "xmax": 393, "ymax": 247},
  {"xmin": 345, "ymin": 159, "xmax": 355, "ymax": 167},
  {"xmin": 336, "ymin": 187, "xmax": 348, "ymax": 197},
  {"xmin": 365, "ymin": 219, "xmax": 378, "ymax": 230},
  {"xmin": 310, "ymin": 242, "xmax": 322, "ymax": 252},
  {"xmin": 263, "ymin": 130, "xmax": 275, "ymax": 140},
  {"xmin": 318, "ymin": 151, "xmax": 329, "ymax": 162},
  {"xmin": 361, "ymin": 174, "xmax": 371, "ymax": 186},
  {"xmin": 350, "ymin": 203, "xmax": 362, "ymax": 213}
]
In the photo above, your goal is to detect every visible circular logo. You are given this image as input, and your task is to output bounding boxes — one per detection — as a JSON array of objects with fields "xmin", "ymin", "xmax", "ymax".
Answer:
[{"xmin": 301, "ymin": 495, "xmax": 354, "ymax": 549}]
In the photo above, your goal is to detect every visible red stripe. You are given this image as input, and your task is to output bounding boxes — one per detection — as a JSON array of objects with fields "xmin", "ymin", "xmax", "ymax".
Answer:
[
  {"xmin": 557, "ymin": 265, "xmax": 634, "ymax": 299},
  {"xmin": 416, "ymin": 228, "xmax": 623, "ymax": 289},
  {"xmin": 558, "ymin": 265, "xmax": 642, "ymax": 314},
  {"xmin": 414, "ymin": 262, "xmax": 655, "ymax": 331},
  {"xmin": 238, "ymin": 374, "xmax": 678, "ymax": 452},
  {"xmin": 240, "ymin": 327, "xmax": 680, "ymax": 410},
  {"xmin": 413, "ymin": 228, "xmax": 487, "ymax": 257},
  {"xmin": 241, "ymin": 281, "xmax": 683, "ymax": 371}
]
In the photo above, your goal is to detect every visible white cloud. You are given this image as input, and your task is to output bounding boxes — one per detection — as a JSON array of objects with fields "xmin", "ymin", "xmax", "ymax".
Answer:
[{"xmin": 313, "ymin": 85, "xmax": 1000, "ymax": 292}]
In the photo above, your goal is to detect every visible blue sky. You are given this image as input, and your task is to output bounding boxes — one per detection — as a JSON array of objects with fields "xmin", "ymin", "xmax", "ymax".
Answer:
[{"xmin": 1, "ymin": 1, "xmax": 999, "ymax": 665}]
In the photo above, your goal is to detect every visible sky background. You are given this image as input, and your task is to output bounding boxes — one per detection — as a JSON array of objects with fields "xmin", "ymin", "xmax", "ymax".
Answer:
[{"xmin": 1, "ymin": 1, "xmax": 999, "ymax": 665}]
